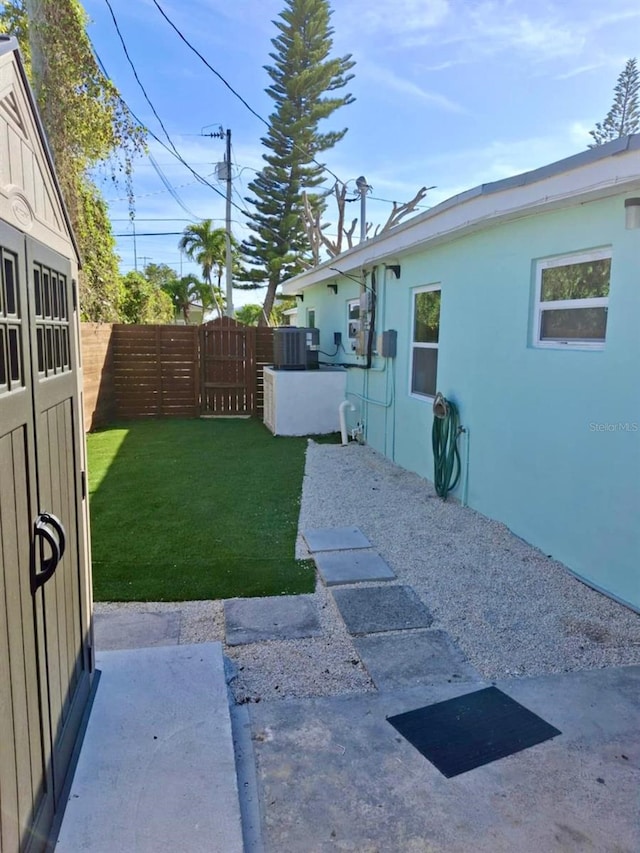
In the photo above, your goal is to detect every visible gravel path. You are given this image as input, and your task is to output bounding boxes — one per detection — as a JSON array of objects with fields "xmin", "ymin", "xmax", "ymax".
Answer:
[{"xmin": 95, "ymin": 440, "xmax": 640, "ymax": 702}]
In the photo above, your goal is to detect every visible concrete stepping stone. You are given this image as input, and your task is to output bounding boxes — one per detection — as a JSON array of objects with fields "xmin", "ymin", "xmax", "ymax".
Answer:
[
  {"xmin": 354, "ymin": 630, "xmax": 481, "ymax": 690},
  {"xmin": 94, "ymin": 609, "xmax": 181, "ymax": 650},
  {"xmin": 224, "ymin": 594, "xmax": 321, "ymax": 646},
  {"xmin": 314, "ymin": 550, "xmax": 396, "ymax": 585},
  {"xmin": 332, "ymin": 585, "xmax": 432, "ymax": 635},
  {"xmin": 302, "ymin": 526, "xmax": 371, "ymax": 552}
]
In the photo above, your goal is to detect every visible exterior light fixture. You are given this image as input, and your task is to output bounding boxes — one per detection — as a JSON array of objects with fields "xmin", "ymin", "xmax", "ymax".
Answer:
[{"xmin": 625, "ymin": 198, "xmax": 640, "ymax": 229}]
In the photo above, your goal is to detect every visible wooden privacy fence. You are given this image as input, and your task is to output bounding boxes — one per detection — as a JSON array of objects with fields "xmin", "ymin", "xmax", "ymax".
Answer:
[
  {"xmin": 80, "ymin": 323, "xmax": 115, "ymax": 430},
  {"xmin": 113, "ymin": 324, "xmax": 200, "ymax": 419},
  {"xmin": 80, "ymin": 320, "xmax": 274, "ymax": 426}
]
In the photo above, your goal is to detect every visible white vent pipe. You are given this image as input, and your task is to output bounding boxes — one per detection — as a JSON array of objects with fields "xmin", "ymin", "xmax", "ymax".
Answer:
[{"xmin": 339, "ymin": 400, "xmax": 356, "ymax": 446}]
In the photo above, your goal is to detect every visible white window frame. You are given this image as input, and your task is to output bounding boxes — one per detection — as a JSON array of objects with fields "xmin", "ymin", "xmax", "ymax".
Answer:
[
  {"xmin": 409, "ymin": 284, "xmax": 441, "ymax": 401},
  {"xmin": 306, "ymin": 308, "xmax": 316, "ymax": 329},
  {"xmin": 533, "ymin": 248, "xmax": 611, "ymax": 350}
]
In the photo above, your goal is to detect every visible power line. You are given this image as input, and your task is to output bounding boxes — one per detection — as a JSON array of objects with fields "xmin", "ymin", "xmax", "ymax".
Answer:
[
  {"xmin": 111, "ymin": 217, "xmax": 221, "ymax": 222},
  {"xmin": 150, "ymin": 0, "xmax": 346, "ymax": 187},
  {"xmin": 103, "ymin": 0, "xmax": 180, "ymax": 159},
  {"xmin": 369, "ymin": 194, "xmax": 432, "ymax": 210},
  {"xmin": 115, "ymin": 231, "xmax": 185, "ymax": 236},
  {"xmin": 93, "ymin": 44, "xmax": 296, "ymax": 250},
  {"xmin": 148, "ymin": 152, "xmax": 203, "ymax": 219},
  {"xmin": 151, "ymin": 0, "xmax": 267, "ymax": 127},
  {"xmin": 108, "ymin": 176, "xmax": 210, "ymax": 203},
  {"xmin": 93, "ymin": 47, "xmax": 232, "ymax": 204}
]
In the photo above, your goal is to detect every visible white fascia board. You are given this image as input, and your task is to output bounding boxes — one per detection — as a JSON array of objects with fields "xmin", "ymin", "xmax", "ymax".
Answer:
[{"xmin": 282, "ymin": 140, "xmax": 640, "ymax": 295}]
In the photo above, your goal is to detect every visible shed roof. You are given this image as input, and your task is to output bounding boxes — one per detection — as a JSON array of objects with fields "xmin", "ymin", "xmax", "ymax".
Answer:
[{"xmin": 0, "ymin": 35, "xmax": 81, "ymax": 264}]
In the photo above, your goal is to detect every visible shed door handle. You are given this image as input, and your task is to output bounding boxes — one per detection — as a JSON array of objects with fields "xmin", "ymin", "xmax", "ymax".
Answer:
[{"xmin": 31, "ymin": 512, "xmax": 66, "ymax": 593}]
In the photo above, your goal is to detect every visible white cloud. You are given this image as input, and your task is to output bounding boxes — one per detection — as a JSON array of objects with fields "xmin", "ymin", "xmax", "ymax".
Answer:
[
  {"xmin": 568, "ymin": 122, "xmax": 593, "ymax": 148},
  {"xmin": 359, "ymin": 62, "xmax": 465, "ymax": 113},
  {"xmin": 372, "ymin": 128, "xmax": 597, "ymax": 210},
  {"xmin": 368, "ymin": 1, "xmax": 640, "ymax": 68},
  {"xmin": 335, "ymin": 0, "xmax": 450, "ymax": 37}
]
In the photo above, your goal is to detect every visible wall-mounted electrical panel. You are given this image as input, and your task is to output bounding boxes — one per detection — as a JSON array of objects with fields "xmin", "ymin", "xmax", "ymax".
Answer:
[{"xmin": 377, "ymin": 329, "xmax": 397, "ymax": 358}]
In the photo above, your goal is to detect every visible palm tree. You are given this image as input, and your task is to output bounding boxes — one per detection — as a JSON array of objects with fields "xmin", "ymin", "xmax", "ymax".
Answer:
[
  {"xmin": 161, "ymin": 274, "xmax": 202, "ymax": 323},
  {"xmin": 178, "ymin": 221, "xmax": 228, "ymax": 318}
]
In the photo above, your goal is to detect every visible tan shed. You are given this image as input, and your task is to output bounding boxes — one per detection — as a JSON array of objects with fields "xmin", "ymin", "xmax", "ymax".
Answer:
[{"xmin": 0, "ymin": 36, "xmax": 94, "ymax": 851}]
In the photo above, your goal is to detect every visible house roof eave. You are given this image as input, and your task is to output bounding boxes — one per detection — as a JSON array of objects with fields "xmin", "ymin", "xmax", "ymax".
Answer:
[{"xmin": 282, "ymin": 134, "xmax": 640, "ymax": 295}]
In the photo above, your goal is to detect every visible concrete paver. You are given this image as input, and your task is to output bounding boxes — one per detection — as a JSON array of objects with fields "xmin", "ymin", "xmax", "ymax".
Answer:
[
  {"xmin": 302, "ymin": 526, "xmax": 372, "ymax": 552},
  {"xmin": 93, "ymin": 608, "xmax": 181, "ymax": 650},
  {"xmin": 332, "ymin": 584, "xmax": 433, "ymax": 635},
  {"xmin": 314, "ymin": 549, "xmax": 396, "ymax": 585},
  {"xmin": 354, "ymin": 629, "xmax": 482, "ymax": 689},
  {"xmin": 224, "ymin": 594, "xmax": 321, "ymax": 646}
]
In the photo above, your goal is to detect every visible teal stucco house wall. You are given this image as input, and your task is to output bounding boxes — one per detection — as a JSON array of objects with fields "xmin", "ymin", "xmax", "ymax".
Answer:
[{"xmin": 282, "ymin": 136, "xmax": 640, "ymax": 612}]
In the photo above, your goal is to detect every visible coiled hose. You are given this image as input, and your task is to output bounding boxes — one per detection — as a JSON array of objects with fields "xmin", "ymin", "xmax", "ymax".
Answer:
[{"xmin": 432, "ymin": 392, "xmax": 461, "ymax": 499}]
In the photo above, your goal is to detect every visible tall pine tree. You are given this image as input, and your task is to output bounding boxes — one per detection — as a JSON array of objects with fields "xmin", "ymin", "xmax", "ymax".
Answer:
[
  {"xmin": 589, "ymin": 58, "xmax": 639, "ymax": 147},
  {"xmin": 241, "ymin": 0, "xmax": 354, "ymax": 322}
]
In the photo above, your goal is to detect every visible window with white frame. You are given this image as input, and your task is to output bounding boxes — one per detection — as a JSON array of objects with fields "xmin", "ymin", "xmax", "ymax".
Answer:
[
  {"xmin": 534, "ymin": 249, "xmax": 611, "ymax": 348},
  {"xmin": 410, "ymin": 285, "xmax": 441, "ymax": 398},
  {"xmin": 306, "ymin": 308, "xmax": 316, "ymax": 328}
]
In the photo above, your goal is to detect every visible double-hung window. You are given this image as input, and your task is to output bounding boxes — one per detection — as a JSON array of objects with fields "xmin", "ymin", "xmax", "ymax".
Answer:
[
  {"xmin": 410, "ymin": 285, "xmax": 441, "ymax": 398},
  {"xmin": 534, "ymin": 250, "xmax": 611, "ymax": 349}
]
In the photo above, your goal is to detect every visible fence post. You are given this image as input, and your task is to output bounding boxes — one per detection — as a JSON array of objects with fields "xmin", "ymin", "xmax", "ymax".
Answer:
[{"xmin": 194, "ymin": 324, "xmax": 201, "ymax": 417}]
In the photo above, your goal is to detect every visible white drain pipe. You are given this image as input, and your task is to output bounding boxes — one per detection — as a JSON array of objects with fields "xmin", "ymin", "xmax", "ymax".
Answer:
[{"xmin": 339, "ymin": 400, "xmax": 356, "ymax": 446}]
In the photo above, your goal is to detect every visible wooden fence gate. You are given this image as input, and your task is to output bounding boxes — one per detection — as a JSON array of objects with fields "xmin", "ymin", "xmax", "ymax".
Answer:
[{"xmin": 200, "ymin": 317, "xmax": 273, "ymax": 417}]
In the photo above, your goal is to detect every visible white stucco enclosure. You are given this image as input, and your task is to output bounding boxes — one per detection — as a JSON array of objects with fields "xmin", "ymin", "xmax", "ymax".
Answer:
[{"xmin": 263, "ymin": 366, "xmax": 346, "ymax": 435}]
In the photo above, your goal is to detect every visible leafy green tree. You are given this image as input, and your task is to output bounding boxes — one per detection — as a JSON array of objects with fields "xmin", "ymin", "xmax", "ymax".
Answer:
[
  {"xmin": 1, "ymin": 1, "xmax": 145, "ymax": 321},
  {"xmin": 589, "ymin": 58, "xmax": 639, "ymax": 147},
  {"xmin": 240, "ymin": 0, "xmax": 355, "ymax": 323},
  {"xmin": 272, "ymin": 295, "xmax": 297, "ymax": 326},
  {"xmin": 235, "ymin": 295, "xmax": 297, "ymax": 326},
  {"xmin": 119, "ymin": 271, "xmax": 173, "ymax": 324},
  {"xmin": 179, "ymin": 220, "xmax": 231, "ymax": 318},
  {"xmin": 235, "ymin": 304, "xmax": 264, "ymax": 326},
  {"xmin": 143, "ymin": 263, "xmax": 178, "ymax": 291}
]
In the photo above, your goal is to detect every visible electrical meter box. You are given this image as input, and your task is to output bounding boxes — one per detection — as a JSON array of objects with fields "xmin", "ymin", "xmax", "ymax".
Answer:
[{"xmin": 377, "ymin": 330, "xmax": 397, "ymax": 358}]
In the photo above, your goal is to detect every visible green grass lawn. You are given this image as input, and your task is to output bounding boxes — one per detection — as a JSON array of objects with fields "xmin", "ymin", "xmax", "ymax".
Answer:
[{"xmin": 87, "ymin": 419, "xmax": 319, "ymax": 601}]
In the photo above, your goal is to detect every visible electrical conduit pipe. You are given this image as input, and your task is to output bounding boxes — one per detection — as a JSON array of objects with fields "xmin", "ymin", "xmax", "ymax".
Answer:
[{"xmin": 339, "ymin": 400, "xmax": 356, "ymax": 446}]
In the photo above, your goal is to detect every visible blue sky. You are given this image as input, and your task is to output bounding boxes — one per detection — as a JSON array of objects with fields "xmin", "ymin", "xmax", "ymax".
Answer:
[{"xmin": 83, "ymin": 0, "xmax": 640, "ymax": 308}]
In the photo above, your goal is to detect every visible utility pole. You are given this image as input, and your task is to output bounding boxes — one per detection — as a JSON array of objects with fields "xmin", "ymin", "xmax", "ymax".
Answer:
[
  {"xmin": 224, "ymin": 128, "xmax": 234, "ymax": 317},
  {"xmin": 355, "ymin": 176, "xmax": 370, "ymax": 243},
  {"xmin": 203, "ymin": 124, "xmax": 234, "ymax": 317}
]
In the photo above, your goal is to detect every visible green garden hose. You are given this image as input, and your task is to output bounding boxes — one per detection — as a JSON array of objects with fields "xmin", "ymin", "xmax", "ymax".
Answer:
[{"xmin": 432, "ymin": 392, "xmax": 461, "ymax": 499}]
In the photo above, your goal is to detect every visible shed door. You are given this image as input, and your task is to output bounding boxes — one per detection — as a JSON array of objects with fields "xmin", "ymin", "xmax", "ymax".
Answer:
[{"xmin": 0, "ymin": 221, "xmax": 91, "ymax": 851}]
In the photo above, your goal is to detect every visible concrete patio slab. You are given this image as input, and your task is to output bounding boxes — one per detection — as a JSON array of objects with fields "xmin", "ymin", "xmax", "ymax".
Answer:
[
  {"xmin": 302, "ymin": 526, "xmax": 371, "ymax": 552},
  {"xmin": 354, "ymin": 629, "xmax": 481, "ymax": 689},
  {"xmin": 314, "ymin": 550, "xmax": 396, "ymax": 585},
  {"xmin": 93, "ymin": 608, "xmax": 181, "ymax": 650},
  {"xmin": 56, "ymin": 643, "xmax": 243, "ymax": 853},
  {"xmin": 224, "ymin": 594, "xmax": 321, "ymax": 646},
  {"xmin": 247, "ymin": 665, "xmax": 640, "ymax": 852},
  {"xmin": 332, "ymin": 584, "xmax": 433, "ymax": 635}
]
